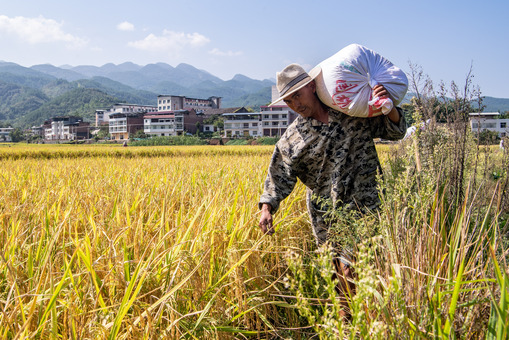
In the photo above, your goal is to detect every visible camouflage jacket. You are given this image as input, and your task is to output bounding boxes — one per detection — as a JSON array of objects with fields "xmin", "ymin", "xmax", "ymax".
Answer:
[{"xmin": 259, "ymin": 107, "xmax": 407, "ymax": 214}]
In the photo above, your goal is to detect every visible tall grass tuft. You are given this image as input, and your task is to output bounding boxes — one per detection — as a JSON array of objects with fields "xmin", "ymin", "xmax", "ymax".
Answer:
[{"xmin": 283, "ymin": 66, "xmax": 509, "ymax": 338}]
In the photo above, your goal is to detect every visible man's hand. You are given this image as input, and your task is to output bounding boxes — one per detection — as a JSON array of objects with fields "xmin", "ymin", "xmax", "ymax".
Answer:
[
  {"xmin": 372, "ymin": 84, "xmax": 392, "ymax": 101},
  {"xmin": 372, "ymin": 84, "xmax": 400, "ymax": 123},
  {"xmin": 259, "ymin": 203, "xmax": 274, "ymax": 235}
]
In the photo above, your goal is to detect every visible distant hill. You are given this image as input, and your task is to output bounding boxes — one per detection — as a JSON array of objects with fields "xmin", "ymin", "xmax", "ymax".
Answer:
[
  {"xmin": 481, "ymin": 96, "xmax": 509, "ymax": 113},
  {"xmin": 31, "ymin": 64, "xmax": 85, "ymax": 82},
  {"xmin": 18, "ymin": 88, "xmax": 118, "ymax": 127},
  {"xmin": 2, "ymin": 60, "xmax": 507, "ymax": 129},
  {"xmin": 0, "ymin": 80, "xmax": 49, "ymax": 121},
  {"xmin": 224, "ymin": 87, "xmax": 273, "ymax": 109},
  {"xmin": 0, "ymin": 61, "xmax": 273, "ymax": 128},
  {"xmin": 402, "ymin": 92, "xmax": 509, "ymax": 113}
]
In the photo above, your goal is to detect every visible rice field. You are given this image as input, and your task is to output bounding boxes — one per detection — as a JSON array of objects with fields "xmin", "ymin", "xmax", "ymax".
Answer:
[
  {"xmin": 0, "ymin": 144, "xmax": 315, "ymax": 339},
  {"xmin": 0, "ymin": 142, "xmax": 506, "ymax": 339}
]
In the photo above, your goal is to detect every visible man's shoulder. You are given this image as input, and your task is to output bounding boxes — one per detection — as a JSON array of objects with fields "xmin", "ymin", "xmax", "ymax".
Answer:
[
  {"xmin": 279, "ymin": 116, "xmax": 311, "ymax": 141},
  {"xmin": 276, "ymin": 116, "xmax": 316, "ymax": 156}
]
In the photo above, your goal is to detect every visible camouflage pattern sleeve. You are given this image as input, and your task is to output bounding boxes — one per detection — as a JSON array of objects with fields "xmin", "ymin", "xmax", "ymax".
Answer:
[
  {"xmin": 258, "ymin": 144, "xmax": 298, "ymax": 214},
  {"xmin": 370, "ymin": 107, "xmax": 407, "ymax": 140}
]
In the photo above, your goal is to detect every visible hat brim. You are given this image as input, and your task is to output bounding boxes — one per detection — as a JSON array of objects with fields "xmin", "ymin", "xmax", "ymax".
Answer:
[{"xmin": 269, "ymin": 66, "xmax": 322, "ymax": 106}]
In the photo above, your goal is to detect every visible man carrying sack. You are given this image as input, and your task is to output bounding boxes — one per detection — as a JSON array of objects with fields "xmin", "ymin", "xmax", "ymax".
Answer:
[{"xmin": 258, "ymin": 63, "xmax": 407, "ymax": 317}]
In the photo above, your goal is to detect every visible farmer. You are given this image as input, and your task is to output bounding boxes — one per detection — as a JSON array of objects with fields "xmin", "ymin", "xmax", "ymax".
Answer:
[{"xmin": 258, "ymin": 63, "xmax": 407, "ymax": 314}]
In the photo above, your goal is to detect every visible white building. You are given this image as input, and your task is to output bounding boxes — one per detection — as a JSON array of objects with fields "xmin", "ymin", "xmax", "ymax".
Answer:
[
  {"xmin": 157, "ymin": 95, "xmax": 221, "ymax": 112},
  {"xmin": 144, "ymin": 112, "xmax": 177, "ymax": 137},
  {"xmin": 470, "ymin": 112, "xmax": 509, "ymax": 137},
  {"xmin": 260, "ymin": 105, "xmax": 297, "ymax": 137},
  {"xmin": 202, "ymin": 124, "xmax": 218, "ymax": 134},
  {"xmin": 109, "ymin": 112, "xmax": 145, "ymax": 141},
  {"xmin": 143, "ymin": 109, "xmax": 204, "ymax": 137},
  {"xmin": 108, "ymin": 115, "xmax": 127, "ymax": 140},
  {"xmin": 223, "ymin": 112, "xmax": 262, "ymax": 137},
  {"xmin": 44, "ymin": 117, "xmax": 90, "ymax": 140},
  {"xmin": 96, "ymin": 104, "xmax": 157, "ymax": 126},
  {"xmin": 222, "ymin": 106, "xmax": 298, "ymax": 138},
  {"xmin": 95, "ymin": 109, "xmax": 107, "ymax": 127},
  {"xmin": 0, "ymin": 127, "xmax": 13, "ymax": 142}
]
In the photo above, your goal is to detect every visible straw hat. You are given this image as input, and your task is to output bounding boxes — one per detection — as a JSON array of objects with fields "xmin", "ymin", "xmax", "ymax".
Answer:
[{"xmin": 269, "ymin": 64, "xmax": 322, "ymax": 106}]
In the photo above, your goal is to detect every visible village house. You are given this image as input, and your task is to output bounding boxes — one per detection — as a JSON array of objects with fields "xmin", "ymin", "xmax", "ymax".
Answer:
[
  {"xmin": 95, "ymin": 103, "xmax": 157, "ymax": 126},
  {"xmin": 98, "ymin": 96, "xmax": 234, "ymax": 140},
  {"xmin": 222, "ymin": 87, "xmax": 298, "ymax": 138},
  {"xmin": 144, "ymin": 109, "xmax": 204, "ymax": 137},
  {"xmin": 30, "ymin": 126, "xmax": 45, "ymax": 138},
  {"xmin": 143, "ymin": 112, "xmax": 176, "ymax": 137},
  {"xmin": 260, "ymin": 104, "xmax": 298, "ymax": 137},
  {"xmin": 222, "ymin": 106, "xmax": 298, "ymax": 138},
  {"xmin": 0, "ymin": 127, "xmax": 13, "ymax": 142},
  {"xmin": 470, "ymin": 112, "xmax": 509, "ymax": 137},
  {"xmin": 109, "ymin": 112, "xmax": 145, "ymax": 141},
  {"xmin": 44, "ymin": 116, "xmax": 90, "ymax": 141},
  {"xmin": 157, "ymin": 95, "xmax": 221, "ymax": 112},
  {"xmin": 223, "ymin": 112, "xmax": 262, "ymax": 137},
  {"xmin": 200, "ymin": 107, "xmax": 249, "ymax": 135}
]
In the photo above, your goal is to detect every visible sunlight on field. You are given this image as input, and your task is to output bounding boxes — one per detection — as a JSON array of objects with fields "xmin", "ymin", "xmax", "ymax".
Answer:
[
  {"xmin": 4, "ymin": 142, "xmax": 502, "ymax": 338},
  {"xmin": 0, "ymin": 144, "xmax": 313, "ymax": 338}
]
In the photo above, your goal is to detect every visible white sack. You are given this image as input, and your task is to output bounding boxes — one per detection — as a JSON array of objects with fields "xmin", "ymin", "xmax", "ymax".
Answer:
[{"xmin": 314, "ymin": 44, "xmax": 408, "ymax": 117}]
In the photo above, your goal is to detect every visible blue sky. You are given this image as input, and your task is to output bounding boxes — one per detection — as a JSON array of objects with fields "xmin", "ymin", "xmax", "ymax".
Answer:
[{"xmin": 0, "ymin": 0, "xmax": 507, "ymax": 98}]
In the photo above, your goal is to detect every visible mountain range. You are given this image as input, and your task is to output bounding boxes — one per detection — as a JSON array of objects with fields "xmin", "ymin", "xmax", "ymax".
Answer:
[
  {"xmin": 0, "ymin": 61, "xmax": 275, "ymax": 128},
  {"xmin": 0, "ymin": 61, "xmax": 507, "ymax": 129}
]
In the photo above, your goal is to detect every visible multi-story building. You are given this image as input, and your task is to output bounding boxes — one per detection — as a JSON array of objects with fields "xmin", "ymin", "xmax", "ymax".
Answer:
[
  {"xmin": 222, "ymin": 105, "xmax": 298, "ymax": 138},
  {"xmin": 0, "ymin": 127, "xmax": 13, "ymax": 142},
  {"xmin": 95, "ymin": 109, "xmax": 107, "ymax": 127},
  {"xmin": 144, "ymin": 112, "xmax": 177, "ymax": 137},
  {"xmin": 470, "ymin": 112, "xmax": 509, "ymax": 137},
  {"xmin": 259, "ymin": 105, "xmax": 298, "ymax": 137},
  {"xmin": 96, "ymin": 103, "xmax": 157, "ymax": 126},
  {"xmin": 44, "ymin": 116, "xmax": 90, "ymax": 140},
  {"xmin": 30, "ymin": 126, "xmax": 45, "ymax": 138},
  {"xmin": 143, "ymin": 109, "xmax": 205, "ymax": 137},
  {"xmin": 223, "ymin": 112, "xmax": 262, "ymax": 137},
  {"xmin": 109, "ymin": 112, "xmax": 144, "ymax": 141},
  {"xmin": 157, "ymin": 95, "xmax": 221, "ymax": 111},
  {"xmin": 199, "ymin": 107, "xmax": 249, "ymax": 136}
]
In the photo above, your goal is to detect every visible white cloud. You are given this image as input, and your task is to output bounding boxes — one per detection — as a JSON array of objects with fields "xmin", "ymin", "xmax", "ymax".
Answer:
[
  {"xmin": 209, "ymin": 48, "xmax": 243, "ymax": 57},
  {"xmin": 0, "ymin": 15, "xmax": 87, "ymax": 48},
  {"xmin": 128, "ymin": 30, "xmax": 210, "ymax": 52},
  {"xmin": 117, "ymin": 21, "xmax": 134, "ymax": 32}
]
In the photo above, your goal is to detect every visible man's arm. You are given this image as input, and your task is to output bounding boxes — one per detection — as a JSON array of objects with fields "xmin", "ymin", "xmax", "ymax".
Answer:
[
  {"xmin": 372, "ymin": 84, "xmax": 400, "ymax": 124},
  {"xmin": 370, "ymin": 84, "xmax": 407, "ymax": 140},
  {"xmin": 259, "ymin": 203, "xmax": 274, "ymax": 235},
  {"xmin": 258, "ymin": 144, "xmax": 297, "ymax": 235},
  {"xmin": 386, "ymin": 105, "xmax": 401, "ymax": 124}
]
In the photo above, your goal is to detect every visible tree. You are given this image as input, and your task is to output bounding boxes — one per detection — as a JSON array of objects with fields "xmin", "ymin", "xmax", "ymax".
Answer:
[
  {"xmin": 400, "ymin": 103, "xmax": 415, "ymax": 126},
  {"xmin": 195, "ymin": 122, "xmax": 202, "ymax": 136},
  {"xmin": 9, "ymin": 128, "xmax": 24, "ymax": 142},
  {"xmin": 203, "ymin": 114, "xmax": 225, "ymax": 135},
  {"xmin": 498, "ymin": 111, "xmax": 509, "ymax": 119},
  {"xmin": 96, "ymin": 126, "xmax": 110, "ymax": 140},
  {"xmin": 132, "ymin": 129, "xmax": 148, "ymax": 139}
]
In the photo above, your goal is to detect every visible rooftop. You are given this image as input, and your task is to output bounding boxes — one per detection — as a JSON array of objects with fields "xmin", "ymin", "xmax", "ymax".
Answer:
[
  {"xmin": 223, "ymin": 112, "xmax": 261, "ymax": 116},
  {"xmin": 145, "ymin": 114, "xmax": 175, "ymax": 119},
  {"xmin": 201, "ymin": 107, "xmax": 248, "ymax": 115},
  {"xmin": 469, "ymin": 112, "xmax": 500, "ymax": 116}
]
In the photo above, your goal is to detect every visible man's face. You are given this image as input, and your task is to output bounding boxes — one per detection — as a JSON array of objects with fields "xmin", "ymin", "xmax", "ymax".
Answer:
[{"xmin": 283, "ymin": 81, "xmax": 320, "ymax": 118}]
